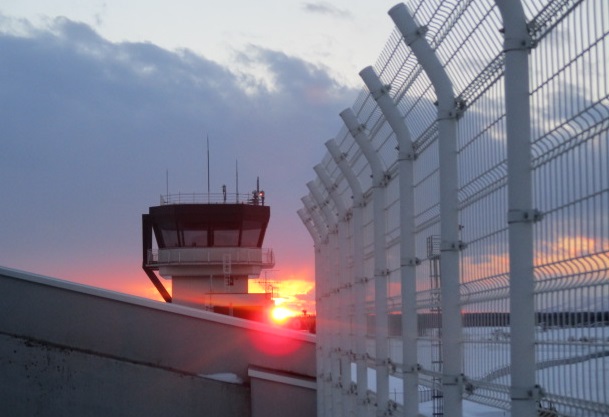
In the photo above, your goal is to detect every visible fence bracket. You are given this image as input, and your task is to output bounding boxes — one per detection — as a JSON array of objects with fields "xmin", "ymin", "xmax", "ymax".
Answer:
[
  {"xmin": 401, "ymin": 257, "xmax": 421, "ymax": 267},
  {"xmin": 440, "ymin": 240, "xmax": 467, "ymax": 252},
  {"xmin": 507, "ymin": 209, "xmax": 543, "ymax": 224}
]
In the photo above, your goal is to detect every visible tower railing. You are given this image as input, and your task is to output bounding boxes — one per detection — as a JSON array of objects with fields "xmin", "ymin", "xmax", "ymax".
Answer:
[{"xmin": 147, "ymin": 247, "xmax": 275, "ymax": 268}]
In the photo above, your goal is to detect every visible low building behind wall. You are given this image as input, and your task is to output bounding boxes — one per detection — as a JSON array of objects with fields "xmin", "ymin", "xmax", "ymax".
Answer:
[{"xmin": 249, "ymin": 366, "xmax": 317, "ymax": 417}]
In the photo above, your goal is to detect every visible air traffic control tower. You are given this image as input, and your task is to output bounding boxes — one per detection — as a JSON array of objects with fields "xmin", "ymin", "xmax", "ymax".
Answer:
[{"xmin": 142, "ymin": 184, "xmax": 275, "ymax": 321}]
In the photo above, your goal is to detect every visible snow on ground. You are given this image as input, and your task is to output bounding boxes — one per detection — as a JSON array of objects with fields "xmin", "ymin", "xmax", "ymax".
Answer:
[
  {"xmin": 349, "ymin": 326, "xmax": 609, "ymax": 416},
  {"xmin": 422, "ymin": 400, "xmax": 511, "ymax": 417},
  {"xmin": 199, "ymin": 372, "xmax": 244, "ymax": 384}
]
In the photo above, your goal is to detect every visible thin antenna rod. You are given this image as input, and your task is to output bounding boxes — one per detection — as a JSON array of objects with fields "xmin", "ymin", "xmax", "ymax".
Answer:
[
  {"xmin": 166, "ymin": 169, "xmax": 169, "ymax": 198},
  {"xmin": 206, "ymin": 135, "xmax": 210, "ymax": 203},
  {"xmin": 235, "ymin": 159, "xmax": 239, "ymax": 203}
]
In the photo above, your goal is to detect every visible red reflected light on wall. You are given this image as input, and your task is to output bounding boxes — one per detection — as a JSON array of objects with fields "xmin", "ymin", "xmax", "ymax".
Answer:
[{"xmin": 249, "ymin": 328, "xmax": 304, "ymax": 357}]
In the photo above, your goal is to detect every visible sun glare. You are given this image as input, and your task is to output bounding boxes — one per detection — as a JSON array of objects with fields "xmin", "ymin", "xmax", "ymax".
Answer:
[{"xmin": 271, "ymin": 306, "xmax": 294, "ymax": 323}]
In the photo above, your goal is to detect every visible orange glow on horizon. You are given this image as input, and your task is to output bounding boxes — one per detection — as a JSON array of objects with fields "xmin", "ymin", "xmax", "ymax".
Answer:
[
  {"xmin": 538, "ymin": 236, "xmax": 608, "ymax": 262},
  {"xmin": 249, "ymin": 271, "xmax": 315, "ymax": 314},
  {"xmin": 62, "ymin": 272, "xmax": 172, "ymax": 303},
  {"xmin": 72, "ymin": 234, "xmax": 605, "ymax": 314}
]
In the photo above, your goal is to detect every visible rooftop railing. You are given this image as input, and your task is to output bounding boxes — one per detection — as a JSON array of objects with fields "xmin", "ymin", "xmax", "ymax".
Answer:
[{"xmin": 160, "ymin": 191, "xmax": 266, "ymax": 206}]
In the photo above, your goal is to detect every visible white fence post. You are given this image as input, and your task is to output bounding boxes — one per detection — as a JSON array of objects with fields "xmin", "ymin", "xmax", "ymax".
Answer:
[
  {"xmin": 326, "ymin": 139, "xmax": 370, "ymax": 417},
  {"xmin": 341, "ymin": 108, "xmax": 390, "ymax": 417},
  {"xmin": 495, "ymin": 1, "xmax": 538, "ymax": 416},
  {"xmin": 297, "ymin": 208, "xmax": 324, "ymax": 415},
  {"xmin": 314, "ymin": 164, "xmax": 355, "ymax": 417},
  {"xmin": 360, "ymin": 65, "xmax": 419, "ymax": 417},
  {"xmin": 302, "ymin": 195, "xmax": 335, "ymax": 416},
  {"xmin": 389, "ymin": 4, "xmax": 464, "ymax": 416},
  {"xmin": 307, "ymin": 181, "xmax": 345, "ymax": 416}
]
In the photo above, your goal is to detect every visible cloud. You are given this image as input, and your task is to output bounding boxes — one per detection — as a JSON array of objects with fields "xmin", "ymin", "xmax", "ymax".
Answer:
[
  {"xmin": 301, "ymin": 2, "xmax": 353, "ymax": 19},
  {"xmin": 0, "ymin": 16, "xmax": 357, "ymax": 301}
]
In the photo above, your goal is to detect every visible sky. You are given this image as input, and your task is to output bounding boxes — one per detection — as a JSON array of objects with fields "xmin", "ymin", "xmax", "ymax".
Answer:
[{"xmin": 0, "ymin": 1, "xmax": 402, "ymax": 314}]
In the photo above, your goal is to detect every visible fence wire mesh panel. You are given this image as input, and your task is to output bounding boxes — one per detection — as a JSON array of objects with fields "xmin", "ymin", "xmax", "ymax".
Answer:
[{"xmin": 299, "ymin": 1, "xmax": 608, "ymax": 416}]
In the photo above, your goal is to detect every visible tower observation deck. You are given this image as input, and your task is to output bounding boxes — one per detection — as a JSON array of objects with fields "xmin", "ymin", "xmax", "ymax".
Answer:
[{"xmin": 142, "ymin": 188, "xmax": 275, "ymax": 321}]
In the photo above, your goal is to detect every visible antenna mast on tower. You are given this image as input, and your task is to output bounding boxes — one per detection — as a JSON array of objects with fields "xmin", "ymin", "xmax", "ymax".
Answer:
[
  {"xmin": 206, "ymin": 135, "xmax": 210, "ymax": 203},
  {"xmin": 236, "ymin": 159, "xmax": 239, "ymax": 203}
]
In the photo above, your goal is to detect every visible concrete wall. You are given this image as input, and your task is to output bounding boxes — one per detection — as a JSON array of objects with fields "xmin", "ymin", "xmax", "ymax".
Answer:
[
  {"xmin": 0, "ymin": 266, "xmax": 316, "ymax": 417},
  {"xmin": 249, "ymin": 367, "xmax": 317, "ymax": 417},
  {"xmin": 0, "ymin": 333, "xmax": 249, "ymax": 417}
]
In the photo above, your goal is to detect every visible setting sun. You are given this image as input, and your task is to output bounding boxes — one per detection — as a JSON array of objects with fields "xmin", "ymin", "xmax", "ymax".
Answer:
[{"xmin": 271, "ymin": 306, "xmax": 295, "ymax": 323}]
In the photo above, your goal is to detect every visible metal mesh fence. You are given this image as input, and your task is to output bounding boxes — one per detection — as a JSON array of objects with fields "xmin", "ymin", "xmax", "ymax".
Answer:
[{"xmin": 300, "ymin": 1, "xmax": 608, "ymax": 416}]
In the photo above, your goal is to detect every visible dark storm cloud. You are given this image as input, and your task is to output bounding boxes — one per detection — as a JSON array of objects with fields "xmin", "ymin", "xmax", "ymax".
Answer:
[{"xmin": 0, "ymin": 16, "xmax": 356, "ymax": 286}]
